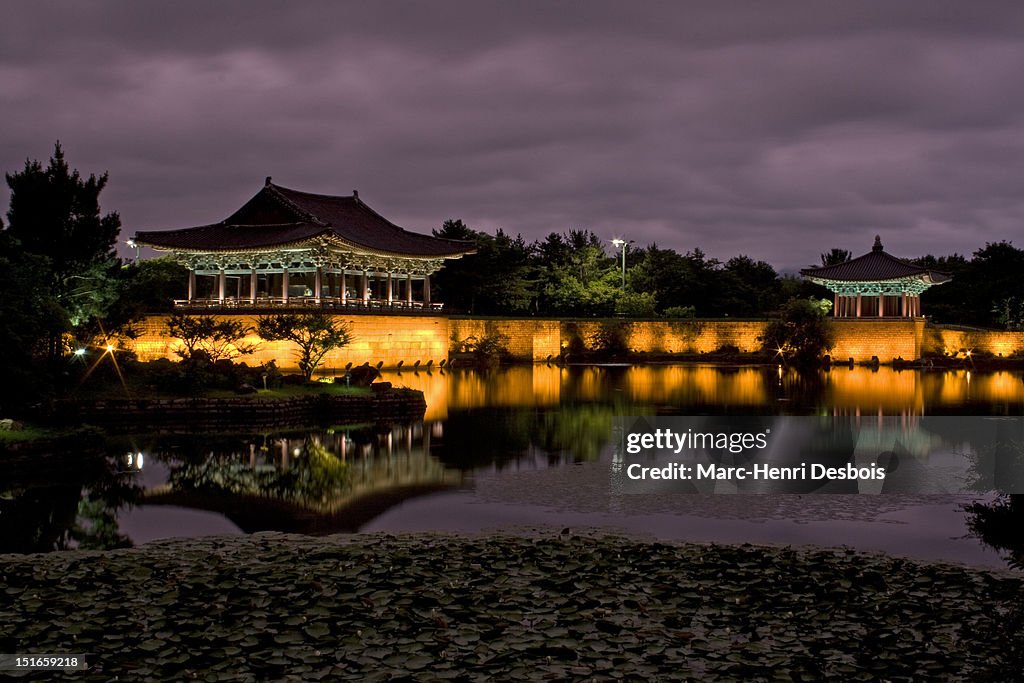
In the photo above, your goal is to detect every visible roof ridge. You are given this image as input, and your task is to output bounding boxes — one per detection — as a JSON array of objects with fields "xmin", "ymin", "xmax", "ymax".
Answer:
[{"xmin": 263, "ymin": 184, "xmax": 330, "ymax": 227}]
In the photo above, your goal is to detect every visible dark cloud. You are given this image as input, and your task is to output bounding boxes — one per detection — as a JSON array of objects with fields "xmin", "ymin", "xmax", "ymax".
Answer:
[{"xmin": 3, "ymin": 1, "xmax": 1024, "ymax": 271}]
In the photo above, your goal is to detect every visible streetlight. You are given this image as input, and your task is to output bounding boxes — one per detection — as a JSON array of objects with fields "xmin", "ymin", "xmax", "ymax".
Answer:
[
  {"xmin": 126, "ymin": 238, "xmax": 139, "ymax": 262},
  {"xmin": 610, "ymin": 238, "xmax": 633, "ymax": 290}
]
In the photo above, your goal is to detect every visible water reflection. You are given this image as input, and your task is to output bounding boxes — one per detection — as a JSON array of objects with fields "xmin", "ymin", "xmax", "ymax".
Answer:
[
  {"xmin": 382, "ymin": 365, "xmax": 1024, "ymax": 418},
  {"xmin": 137, "ymin": 424, "xmax": 462, "ymax": 534},
  {"xmin": 965, "ymin": 495, "xmax": 1024, "ymax": 569},
  {"xmin": 4, "ymin": 365, "xmax": 1024, "ymax": 562},
  {"xmin": 0, "ymin": 450, "xmax": 140, "ymax": 553}
]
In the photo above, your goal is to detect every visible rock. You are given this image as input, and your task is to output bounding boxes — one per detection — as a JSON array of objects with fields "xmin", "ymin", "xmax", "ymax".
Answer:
[
  {"xmin": 0, "ymin": 418, "xmax": 23, "ymax": 431},
  {"xmin": 236, "ymin": 384, "xmax": 257, "ymax": 395},
  {"xmin": 348, "ymin": 366, "xmax": 380, "ymax": 387}
]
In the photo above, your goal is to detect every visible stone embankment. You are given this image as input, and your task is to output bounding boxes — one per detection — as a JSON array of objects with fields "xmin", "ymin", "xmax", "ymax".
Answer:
[{"xmin": 51, "ymin": 389, "xmax": 426, "ymax": 432}]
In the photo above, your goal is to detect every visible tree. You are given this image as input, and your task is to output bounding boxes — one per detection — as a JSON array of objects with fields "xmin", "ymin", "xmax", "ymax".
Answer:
[
  {"xmin": 0, "ymin": 236, "xmax": 67, "ymax": 412},
  {"xmin": 820, "ymin": 248, "xmax": 851, "ymax": 266},
  {"xmin": 256, "ymin": 312, "xmax": 353, "ymax": 380},
  {"xmin": 719, "ymin": 255, "xmax": 782, "ymax": 317},
  {"xmin": 4, "ymin": 142, "xmax": 121, "ymax": 360},
  {"xmin": 167, "ymin": 313, "xmax": 256, "ymax": 362},
  {"xmin": 432, "ymin": 220, "xmax": 535, "ymax": 314},
  {"xmin": 534, "ymin": 230, "xmax": 618, "ymax": 316},
  {"xmin": 760, "ymin": 298, "xmax": 834, "ymax": 366}
]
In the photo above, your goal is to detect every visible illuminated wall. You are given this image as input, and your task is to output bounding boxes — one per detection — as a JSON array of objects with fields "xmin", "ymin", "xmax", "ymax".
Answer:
[
  {"xmin": 828, "ymin": 319, "xmax": 926, "ymax": 362},
  {"xmin": 562, "ymin": 320, "xmax": 766, "ymax": 354},
  {"xmin": 131, "ymin": 314, "xmax": 451, "ymax": 372},
  {"xmin": 924, "ymin": 326, "xmax": 1024, "ymax": 357},
  {"xmin": 448, "ymin": 318, "xmax": 561, "ymax": 360},
  {"xmin": 131, "ymin": 314, "xmax": 1024, "ymax": 370}
]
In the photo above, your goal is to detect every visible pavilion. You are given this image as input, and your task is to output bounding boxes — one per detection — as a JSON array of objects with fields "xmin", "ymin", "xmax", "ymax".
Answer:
[
  {"xmin": 132, "ymin": 178, "xmax": 475, "ymax": 311},
  {"xmin": 800, "ymin": 236, "xmax": 950, "ymax": 318}
]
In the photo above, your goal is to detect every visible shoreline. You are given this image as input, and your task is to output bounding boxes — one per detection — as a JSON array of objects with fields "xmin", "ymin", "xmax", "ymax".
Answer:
[
  {"xmin": 26, "ymin": 388, "xmax": 427, "ymax": 435},
  {"xmin": 1, "ymin": 531, "xmax": 1019, "ymax": 680}
]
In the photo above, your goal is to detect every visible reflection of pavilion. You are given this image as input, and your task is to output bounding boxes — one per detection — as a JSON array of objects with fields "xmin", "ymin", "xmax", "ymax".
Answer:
[
  {"xmin": 143, "ymin": 423, "xmax": 462, "ymax": 533},
  {"xmin": 133, "ymin": 179, "xmax": 474, "ymax": 311},
  {"xmin": 801, "ymin": 236, "xmax": 950, "ymax": 318}
]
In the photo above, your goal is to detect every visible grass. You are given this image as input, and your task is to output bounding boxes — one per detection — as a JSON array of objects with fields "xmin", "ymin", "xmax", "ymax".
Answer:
[{"xmin": 0, "ymin": 425, "xmax": 57, "ymax": 443}]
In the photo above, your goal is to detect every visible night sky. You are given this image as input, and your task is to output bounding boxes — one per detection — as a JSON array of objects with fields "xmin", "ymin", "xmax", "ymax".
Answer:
[{"xmin": 3, "ymin": 1, "xmax": 1023, "ymax": 272}]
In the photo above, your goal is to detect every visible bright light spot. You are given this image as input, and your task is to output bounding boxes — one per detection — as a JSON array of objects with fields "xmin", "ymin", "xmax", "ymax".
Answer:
[
  {"xmin": 293, "ymin": 447, "xmax": 301, "ymax": 457},
  {"xmin": 105, "ymin": 344, "xmax": 114, "ymax": 353},
  {"xmin": 610, "ymin": 238, "xmax": 625, "ymax": 248},
  {"xmin": 136, "ymin": 452, "xmax": 144, "ymax": 469},
  {"xmin": 126, "ymin": 239, "xmax": 136, "ymax": 248},
  {"xmin": 74, "ymin": 348, "xmax": 86, "ymax": 356}
]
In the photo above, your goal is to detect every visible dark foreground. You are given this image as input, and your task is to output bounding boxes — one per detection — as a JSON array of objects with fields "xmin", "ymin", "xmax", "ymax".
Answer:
[{"xmin": 1, "ymin": 533, "xmax": 1021, "ymax": 681}]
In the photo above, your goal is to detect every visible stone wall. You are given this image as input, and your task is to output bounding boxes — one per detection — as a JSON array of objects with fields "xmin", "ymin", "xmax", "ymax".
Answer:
[
  {"xmin": 828, "ymin": 319, "xmax": 926, "ymax": 362},
  {"xmin": 132, "ymin": 314, "xmax": 450, "ymax": 372},
  {"xmin": 129, "ymin": 313, "xmax": 1024, "ymax": 369},
  {"xmin": 561, "ymin": 319, "xmax": 766, "ymax": 354},
  {"xmin": 448, "ymin": 318, "xmax": 561, "ymax": 360},
  {"xmin": 923, "ymin": 326, "xmax": 1024, "ymax": 357}
]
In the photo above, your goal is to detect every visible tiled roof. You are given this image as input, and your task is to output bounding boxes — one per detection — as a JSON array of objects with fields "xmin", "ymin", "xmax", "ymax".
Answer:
[
  {"xmin": 134, "ymin": 222, "xmax": 329, "ymax": 251},
  {"xmin": 134, "ymin": 180, "xmax": 475, "ymax": 257},
  {"xmin": 801, "ymin": 236, "xmax": 951, "ymax": 283}
]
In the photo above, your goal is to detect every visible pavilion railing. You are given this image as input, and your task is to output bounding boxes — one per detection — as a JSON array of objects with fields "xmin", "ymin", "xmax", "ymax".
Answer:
[{"xmin": 172, "ymin": 297, "xmax": 444, "ymax": 313}]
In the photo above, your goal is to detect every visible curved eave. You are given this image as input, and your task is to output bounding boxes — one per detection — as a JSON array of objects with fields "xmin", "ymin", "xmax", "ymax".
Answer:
[
  {"xmin": 806, "ymin": 274, "xmax": 950, "ymax": 288},
  {"xmin": 134, "ymin": 231, "xmax": 476, "ymax": 260}
]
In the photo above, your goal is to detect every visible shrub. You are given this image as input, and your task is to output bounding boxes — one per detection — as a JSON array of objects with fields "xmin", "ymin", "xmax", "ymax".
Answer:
[
  {"xmin": 759, "ymin": 298, "xmax": 834, "ymax": 366},
  {"xmin": 166, "ymin": 313, "xmax": 257, "ymax": 362},
  {"xmin": 256, "ymin": 312, "xmax": 353, "ymax": 380},
  {"xmin": 589, "ymin": 321, "xmax": 630, "ymax": 355}
]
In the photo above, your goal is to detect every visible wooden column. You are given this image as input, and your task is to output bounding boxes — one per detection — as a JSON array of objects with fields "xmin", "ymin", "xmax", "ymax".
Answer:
[
  {"xmin": 282, "ymin": 267, "xmax": 289, "ymax": 303},
  {"xmin": 218, "ymin": 269, "xmax": 226, "ymax": 303},
  {"xmin": 424, "ymin": 274, "xmax": 431, "ymax": 305},
  {"xmin": 250, "ymin": 269, "xmax": 257, "ymax": 302},
  {"xmin": 856, "ymin": 294, "xmax": 862, "ymax": 317},
  {"xmin": 833, "ymin": 293, "xmax": 838, "ymax": 318},
  {"xmin": 187, "ymin": 269, "xmax": 196, "ymax": 302},
  {"xmin": 314, "ymin": 267, "xmax": 322, "ymax": 303},
  {"xmin": 406, "ymin": 273, "xmax": 413, "ymax": 304},
  {"xmin": 340, "ymin": 271, "xmax": 347, "ymax": 303},
  {"xmin": 386, "ymin": 272, "xmax": 393, "ymax": 304},
  {"xmin": 362, "ymin": 269, "xmax": 369, "ymax": 302},
  {"xmin": 878, "ymin": 294, "xmax": 884, "ymax": 318}
]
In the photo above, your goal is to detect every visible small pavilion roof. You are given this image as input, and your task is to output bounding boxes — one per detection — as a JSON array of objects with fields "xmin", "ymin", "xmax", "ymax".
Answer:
[
  {"xmin": 134, "ymin": 179, "xmax": 475, "ymax": 258},
  {"xmin": 800, "ymin": 236, "xmax": 951, "ymax": 284}
]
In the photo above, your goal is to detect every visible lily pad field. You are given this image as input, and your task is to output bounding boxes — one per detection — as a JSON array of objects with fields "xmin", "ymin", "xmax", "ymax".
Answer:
[{"xmin": 1, "ymin": 531, "xmax": 1021, "ymax": 681}]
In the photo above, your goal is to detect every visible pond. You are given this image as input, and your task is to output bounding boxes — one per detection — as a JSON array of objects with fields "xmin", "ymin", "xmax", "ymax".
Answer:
[{"xmin": 3, "ymin": 364, "xmax": 1023, "ymax": 568}]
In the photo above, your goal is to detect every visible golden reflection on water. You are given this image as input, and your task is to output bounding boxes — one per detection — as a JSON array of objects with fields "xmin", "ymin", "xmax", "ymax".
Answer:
[{"xmin": 383, "ymin": 364, "xmax": 1024, "ymax": 416}]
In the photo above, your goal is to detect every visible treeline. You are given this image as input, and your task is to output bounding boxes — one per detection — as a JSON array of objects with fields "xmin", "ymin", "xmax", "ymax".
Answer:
[
  {"xmin": 432, "ymin": 219, "xmax": 1024, "ymax": 329},
  {"xmin": 431, "ymin": 220, "xmax": 815, "ymax": 318}
]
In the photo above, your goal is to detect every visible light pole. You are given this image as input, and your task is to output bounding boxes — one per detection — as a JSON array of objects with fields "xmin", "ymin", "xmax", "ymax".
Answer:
[
  {"xmin": 610, "ymin": 238, "xmax": 633, "ymax": 290},
  {"xmin": 126, "ymin": 238, "xmax": 140, "ymax": 262}
]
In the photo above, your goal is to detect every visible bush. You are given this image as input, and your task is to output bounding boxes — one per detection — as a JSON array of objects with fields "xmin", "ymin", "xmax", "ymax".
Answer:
[
  {"xmin": 615, "ymin": 291, "xmax": 657, "ymax": 318},
  {"xmin": 759, "ymin": 298, "xmax": 834, "ymax": 366},
  {"xmin": 453, "ymin": 332, "xmax": 510, "ymax": 366},
  {"xmin": 589, "ymin": 321, "xmax": 630, "ymax": 355},
  {"xmin": 166, "ymin": 313, "xmax": 257, "ymax": 362},
  {"xmin": 663, "ymin": 305, "xmax": 696, "ymax": 319}
]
